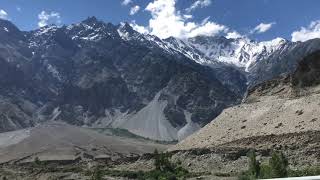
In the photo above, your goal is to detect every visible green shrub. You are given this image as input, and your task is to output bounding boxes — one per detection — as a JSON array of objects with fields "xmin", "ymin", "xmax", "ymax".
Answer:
[
  {"xmin": 288, "ymin": 166, "xmax": 320, "ymax": 177},
  {"xmin": 248, "ymin": 150, "xmax": 260, "ymax": 178},
  {"xmin": 238, "ymin": 151, "xmax": 289, "ymax": 180},
  {"xmin": 101, "ymin": 151, "xmax": 190, "ymax": 180},
  {"xmin": 269, "ymin": 151, "xmax": 288, "ymax": 178},
  {"xmin": 91, "ymin": 167, "xmax": 103, "ymax": 180},
  {"xmin": 237, "ymin": 172, "xmax": 255, "ymax": 180},
  {"xmin": 259, "ymin": 164, "xmax": 272, "ymax": 179}
]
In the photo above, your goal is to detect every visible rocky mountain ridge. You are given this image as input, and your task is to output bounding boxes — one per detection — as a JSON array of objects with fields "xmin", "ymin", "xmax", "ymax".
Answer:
[
  {"xmin": 1, "ymin": 16, "xmax": 320, "ymax": 141},
  {"xmin": 0, "ymin": 17, "xmax": 240, "ymax": 141}
]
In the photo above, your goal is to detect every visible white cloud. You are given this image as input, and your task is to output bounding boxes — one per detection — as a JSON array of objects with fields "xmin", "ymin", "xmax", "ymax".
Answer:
[
  {"xmin": 226, "ymin": 31, "xmax": 243, "ymax": 39},
  {"xmin": 142, "ymin": 0, "xmax": 227, "ymax": 39},
  {"xmin": 251, "ymin": 22, "xmax": 275, "ymax": 34},
  {"xmin": 122, "ymin": 0, "xmax": 132, "ymax": 6},
  {"xmin": 186, "ymin": 0, "xmax": 212, "ymax": 12},
  {"xmin": 130, "ymin": 5, "xmax": 140, "ymax": 15},
  {"xmin": 291, "ymin": 21, "xmax": 320, "ymax": 42},
  {"xmin": 0, "ymin": 9, "xmax": 8, "ymax": 20},
  {"xmin": 183, "ymin": 14, "xmax": 193, "ymax": 19},
  {"xmin": 16, "ymin": 7, "xmax": 21, "ymax": 12},
  {"xmin": 130, "ymin": 20, "xmax": 150, "ymax": 34},
  {"xmin": 38, "ymin": 11, "xmax": 61, "ymax": 27}
]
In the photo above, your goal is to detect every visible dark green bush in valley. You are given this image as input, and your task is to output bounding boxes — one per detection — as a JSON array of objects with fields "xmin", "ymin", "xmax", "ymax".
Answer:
[
  {"xmin": 99, "ymin": 149, "xmax": 191, "ymax": 179},
  {"xmin": 288, "ymin": 166, "xmax": 320, "ymax": 177},
  {"xmin": 238, "ymin": 151, "xmax": 289, "ymax": 180},
  {"xmin": 91, "ymin": 166, "xmax": 103, "ymax": 180},
  {"xmin": 269, "ymin": 151, "xmax": 288, "ymax": 178},
  {"xmin": 248, "ymin": 150, "xmax": 260, "ymax": 178}
]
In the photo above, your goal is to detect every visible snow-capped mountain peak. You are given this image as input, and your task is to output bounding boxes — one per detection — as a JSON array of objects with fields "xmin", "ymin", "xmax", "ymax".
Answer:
[{"xmin": 161, "ymin": 35, "xmax": 293, "ymax": 72}]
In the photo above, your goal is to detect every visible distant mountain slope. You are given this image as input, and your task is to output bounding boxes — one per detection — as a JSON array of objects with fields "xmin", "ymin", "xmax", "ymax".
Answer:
[
  {"xmin": 164, "ymin": 35, "xmax": 320, "ymax": 87},
  {"xmin": 0, "ymin": 17, "xmax": 239, "ymax": 141},
  {"xmin": 171, "ymin": 51, "xmax": 320, "ymax": 150},
  {"xmin": 0, "ymin": 16, "xmax": 320, "ymax": 141}
]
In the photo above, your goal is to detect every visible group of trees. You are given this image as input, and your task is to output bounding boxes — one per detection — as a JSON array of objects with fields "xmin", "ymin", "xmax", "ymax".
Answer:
[
  {"xmin": 239, "ymin": 150, "xmax": 289, "ymax": 180},
  {"xmin": 90, "ymin": 149, "xmax": 190, "ymax": 180}
]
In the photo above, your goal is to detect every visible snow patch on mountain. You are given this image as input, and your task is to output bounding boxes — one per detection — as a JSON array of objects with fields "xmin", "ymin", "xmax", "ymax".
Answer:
[
  {"xmin": 3, "ymin": 27, "xmax": 8, "ymax": 32},
  {"xmin": 183, "ymin": 36, "xmax": 289, "ymax": 71}
]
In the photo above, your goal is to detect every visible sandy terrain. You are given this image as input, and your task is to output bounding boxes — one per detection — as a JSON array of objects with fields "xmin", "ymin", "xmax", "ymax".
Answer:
[
  {"xmin": 171, "ymin": 92, "xmax": 320, "ymax": 151},
  {"xmin": 0, "ymin": 121, "xmax": 168, "ymax": 164}
]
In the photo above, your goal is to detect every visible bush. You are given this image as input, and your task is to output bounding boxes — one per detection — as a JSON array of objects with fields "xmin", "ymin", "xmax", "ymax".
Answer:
[
  {"xmin": 248, "ymin": 150, "xmax": 260, "ymax": 178},
  {"xmin": 238, "ymin": 172, "xmax": 255, "ymax": 180},
  {"xmin": 102, "ymin": 150, "xmax": 190, "ymax": 180},
  {"xmin": 33, "ymin": 156, "xmax": 43, "ymax": 167},
  {"xmin": 269, "ymin": 151, "xmax": 288, "ymax": 178},
  {"xmin": 259, "ymin": 164, "xmax": 272, "ymax": 179},
  {"xmin": 238, "ymin": 151, "xmax": 289, "ymax": 180},
  {"xmin": 288, "ymin": 166, "xmax": 320, "ymax": 177},
  {"xmin": 91, "ymin": 167, "xmax": 103, "ymax": 180}
]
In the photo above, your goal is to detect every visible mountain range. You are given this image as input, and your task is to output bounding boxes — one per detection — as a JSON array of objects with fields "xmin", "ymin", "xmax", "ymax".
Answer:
[{"xmin": 0, "ymin": 16, "xmax": 320, "ymax": 141}]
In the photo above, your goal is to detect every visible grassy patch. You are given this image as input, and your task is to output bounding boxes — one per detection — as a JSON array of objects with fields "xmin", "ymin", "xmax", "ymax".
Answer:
[
  {"xmin": 288, "ymin": 167, "xmax": 320, "ymax": 177},
  {"xmin": 87, "ymin": 151, "xmax": 197, "ymax": 180},
  {"xmin": 91, "ymin": 127, "xmax": 178, "ymax": 144}
]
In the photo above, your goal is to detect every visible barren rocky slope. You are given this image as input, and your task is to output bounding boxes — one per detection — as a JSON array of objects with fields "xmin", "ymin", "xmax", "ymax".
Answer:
[
  {"xmin": 0, "ymin": 121, "xmax": 168, "ymax": 164},
  {"xmin": 172, "ymin": 50, "xmax": 320, "ymax": 151}
]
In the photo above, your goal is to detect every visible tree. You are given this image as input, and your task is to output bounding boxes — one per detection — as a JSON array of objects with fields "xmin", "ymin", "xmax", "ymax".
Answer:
[
  {"xmin": 154, "ymin": 149, "xmax": 160, "ymax": 170},
  {"xmin": 269, "ymin": 151, "xmax": 288, "ymax": 178},
  {"xmin": 91, "ymin": 166, "xmax": 103, "ymax": 180},
  {"xmin": 248, "ymin": 150, "xmax": 260, "ymax": 178},
  {"xmin": 34, "ymin": 157, "xmax": 41, "ymax": 166}
]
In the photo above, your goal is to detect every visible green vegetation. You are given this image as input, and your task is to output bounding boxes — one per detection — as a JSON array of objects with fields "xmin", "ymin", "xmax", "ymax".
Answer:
[
  {"xmin": 269, "ymin": 151, "xmax": 288, "ymax": 178},
  {"xmin": 88, "ymin": 149, "xmax": 194, "ymax": 179},
  {"xmin": 34, "ymin": 157, "xmax": 42, "ymax": 166},
  {"xmin": 289, "ymin": 167, "xmax": 320, "ymax": 177},
  {"xmin": 91, "ymin": 167, "xmax": 103, "ymax": 180},
  {"xmin": 238, "ymin": 150, "xmax": 289, "ymax": 179},
  {"xmin": 238, "ymin": 150, "xmax": 261, "ymax": 180},
  {"xmin": 91, "ymin": 128, "xmax": 178, "ymax": 144},
  {"xmin": 239, "ymin": 150, "xmax": 320, "ymax": 180},
  {"xmin": 248, "ymin": 150, "xmax": 260, "ymax": 179}
]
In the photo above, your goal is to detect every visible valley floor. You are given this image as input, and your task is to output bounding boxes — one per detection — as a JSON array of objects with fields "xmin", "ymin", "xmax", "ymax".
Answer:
[{"xmin": 0, "ymin": 130, "xmax": 319, "ymax": 179}]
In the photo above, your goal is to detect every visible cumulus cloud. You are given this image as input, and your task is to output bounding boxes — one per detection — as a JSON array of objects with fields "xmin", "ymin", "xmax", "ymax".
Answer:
[
  {"xmin": 38, "ymin": 11, "xmax": 61, "ymax": 27},
  {"xmin": 251, "ymin": 22, "xmax": 275, "ymax": 34},
  {"xmin": 141, "ymin": 0, "xmax": 227, "ymax": 39},
  {"xmin": 130, "ymin": 5, "xmax": 140, "ymax": 15},
  {"xmin": 186, "ymin": 0, "xmax": 212, "ymax": 12},
  {"xmin": 130, "ymin": 20, "xmax": 150, "ymax": 34},
  {"xmin": 226, "ymin": 31, "xmax": 243, "ymax": 39},
  {"xmin": 183, "ymin": 14, "xmax": 193, "ymax": 19},
  {"xmin": 0, "ymin": 9, "xmax": 8, "ymax": 20},
  {"xmin": 291, "ymin": 21, "xmax": 320, "ymax": 42},
  {"xmin": 121, "ymin": 0, "xmax": 132, "ymax": 6}
]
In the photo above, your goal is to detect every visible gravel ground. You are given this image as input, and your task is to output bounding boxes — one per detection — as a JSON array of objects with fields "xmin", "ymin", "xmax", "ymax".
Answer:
[{"xmin": 172, "ymin": 92, "xmax": 320, "ymax": 151}]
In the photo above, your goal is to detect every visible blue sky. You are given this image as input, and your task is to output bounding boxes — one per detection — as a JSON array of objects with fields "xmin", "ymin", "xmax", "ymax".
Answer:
[{"xmin": 0, "ymin": 0, "xmax": 320, "ymax": 42}]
